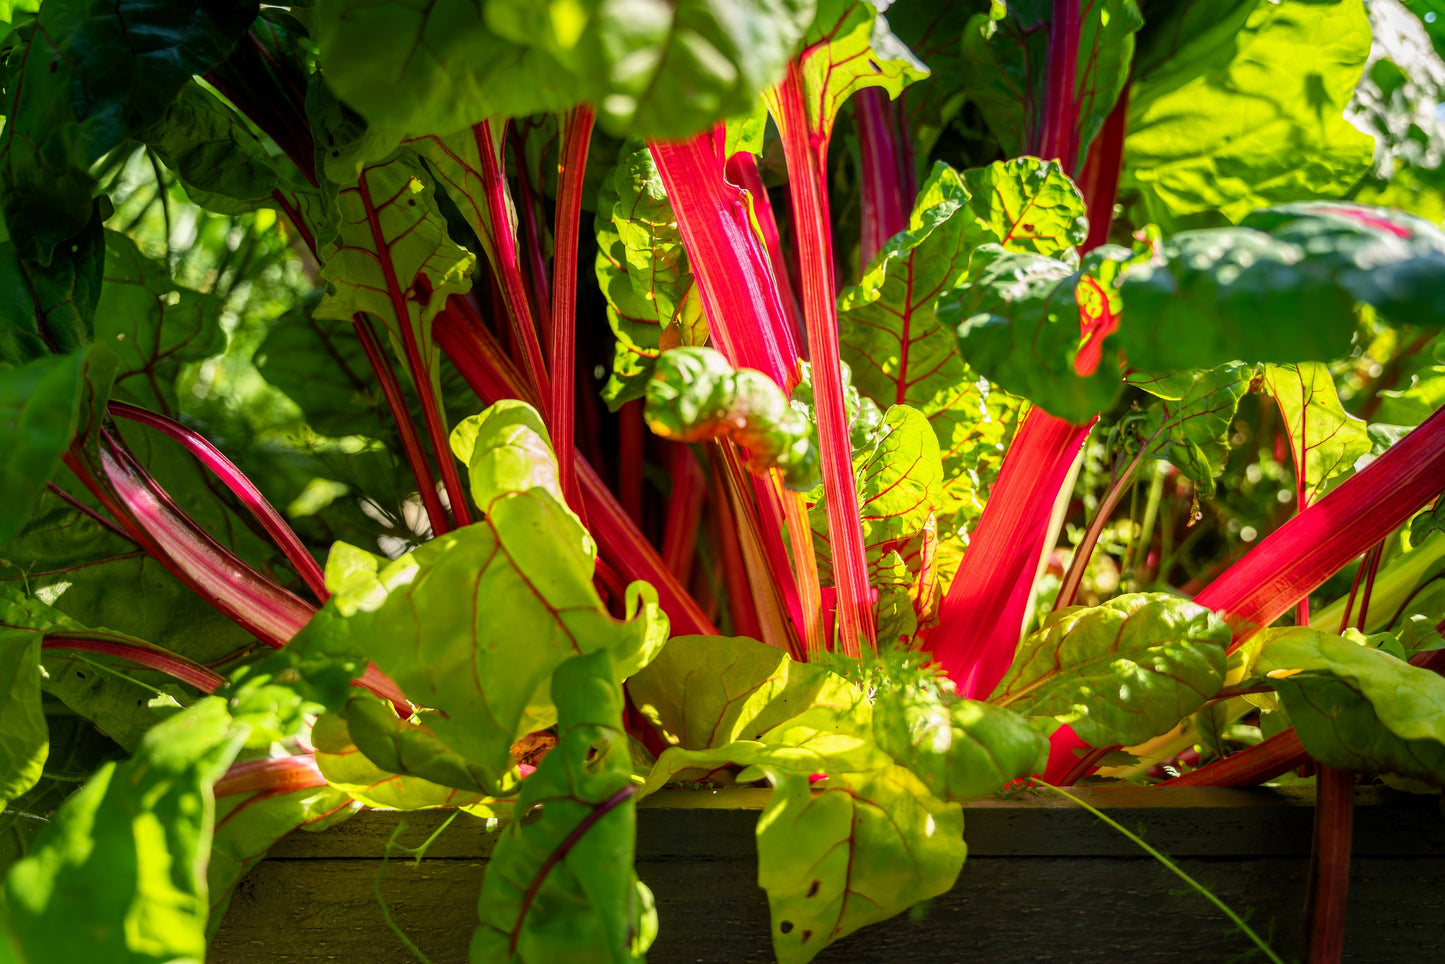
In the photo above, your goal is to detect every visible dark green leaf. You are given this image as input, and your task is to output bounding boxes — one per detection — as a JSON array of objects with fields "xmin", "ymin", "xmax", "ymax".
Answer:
[
  {"xmin": 1124, "ymin": 0, "xmax": 1374, "ymax": 229},
  {"xmin": 872, "ymin": 685, "xmax": 1047, "ymax": 802},
  {"xmin": 0, "ymin": 630, "xmax": 44, "ymax": 811},
  {"xmin": 472, "ymin": 648, "xmax": 655, "ymax": 963},
  {"xmin": 1137, "ymin": 362, "xmax": 1255, "ymax": 487},
  {"xmin": 943, "ymin": 246, "xmax": 1121, "ymax": 423},
  {"xmin": 1413, "ymin": 499, "xmax": 1445, "ymax": 547},
  {"xmin": 645, "ymin": 347, "xmax": 818, "ymax": 490},
  {"xmin": 990, "ymin": 592, "xmax": 1230, "ymax": 746},
  {"xmin": 95, "ymin": 232, "xmax": 225, "ymax": 414},
  {"xmin": 959, "ymin": 0, "xmax": 1142, "ymax": 170},
  {"xmin": 314, "ymin": 0, "xmax": 578, "ymax": 141},
  {"xmin": 2, "ymin": 697, "xmax": 244, "ymax": 962},
  {"xmin": 0, "ymin": 211, "xmax": 107, "ymax": 366},
  {"xmin": 0, "ymin": 0, "xmax": 258, "ymax": 262},
  {"xmin": 1255, "ymin": 626, "xmax": 1445, "ymax": 785},
  {"xmin": 487, "ymin": 0, "xmax": 815, "ymax": 138},
  {"xmin": 142, "ymin": 82, "xmax": 309, "ymax": 216},
  {"xmin": 0, "ymin": 346, "xmax": 115, "ymax": 547}
]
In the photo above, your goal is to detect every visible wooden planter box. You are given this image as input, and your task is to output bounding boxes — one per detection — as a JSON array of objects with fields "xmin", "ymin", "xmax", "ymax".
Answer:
[{"xmin": 211, "ymin": 786, "xmax": 1445, "ymax": 963}]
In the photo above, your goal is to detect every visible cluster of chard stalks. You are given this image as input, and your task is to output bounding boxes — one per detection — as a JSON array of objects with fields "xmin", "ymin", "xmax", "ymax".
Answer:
[{"xmin": 31, "ymin": 6, "xmax": 1445, "ymax": 962}]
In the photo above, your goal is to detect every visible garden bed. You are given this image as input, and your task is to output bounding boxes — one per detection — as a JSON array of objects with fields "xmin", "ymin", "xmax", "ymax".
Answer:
[{"xmin": 211, "ymin": 786, "xmax": 1445, "ymax": 963}]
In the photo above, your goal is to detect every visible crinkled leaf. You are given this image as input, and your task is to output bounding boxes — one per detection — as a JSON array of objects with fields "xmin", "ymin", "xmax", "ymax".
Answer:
[
  {"xmin": 962, "ymin": 157, "xmax": 1089, "ymax": 259},
  {"xmin": 1263, "ymin": 361, "xmax": 1372, "ymax": 504},
  {"xmin": 749, "ymin": 764, "xmax": 964, "ymax": 964},
  {"xmin": 1413, "ymin": 499, "xmax": 1445, "ymax": 547},
  {"xmin": 1117, "ymin": 204, "xmax": 1445, "ymax": 372},
  {"xmin": 789, "ymin": 0, "xmax": 929, "ymax": 138},
  {"xmin": 2, "ymin": 697, "xmax": 244, "ymax": 962},
  {"xmin": 990, "ymin": 592, "xmax": 1230, "ymax": 746},
  {"xmin": 627, "ymin": 633, "xmax": 869, "ymax": 755},
  {"xmin": 809, "ymin": 405, "xmax": 942, "ymax": 645},
  {"xmin": 95, "ymin": 232, "xmax": 225, "ymax": 414},
  {"xmin": 0, "ymin": 211, "xmax": 107, "ymax": 366},
  {"xmin": 472, "ymin": 648, "xmax": 655, "ymax": 963},
  {"xmin": 1137, "ymin": 362, "xmax": 1255, "ymax": 487},
  {"xmin": 0, "ymin": 0, "xmax": 258, "ymax": 262},
  {"xmin": 315, "ymin": 152, "xmax": 475, "ymax": 396},
  {"xmin": 0, "ymin": 346, "xmax": 115, "ymax": 547},
  {"xmin": 943, "ymin": 246, "xmax": 1121, "ymax": 423},
  {"xmin": 486, "ymin": 0, "xmax": 814, "ymax": 138},
  {"xmin": 835, "ymin": 162, "xmax": 1020, "ymax": 561},
  {"xmin": 1256, "ymin": 626, "xmax": 1445, "ymax": 785},
  {"xmin": 593, "ymin": 139, "xmax": 703, "ymax": 408},
  {"xmin": 141, "ymin": 82, "xmax": 309, "ymax": 216},
  {"xmin": 646, "ymin": 347, "xmax": 818, "ymax": 489},
  {"xmin": 872, "ymin": 685, "xmax": 1047, "ymax": 802},
  {"xmin": 1124, "ymin": 0, "xmax": 1374, "ymax": 229},
  {"xmin": 0, "ymin": 631, "xmax": 45, "ymax": 811},
  {"xmin": 313, "ymin": 0, "xmax": 578, "ymax": 143},
  {"xmin": 293, "ymin": 494, "xmax": 666, "ymax": 792},
  {"xmin": 959, "ymin": 0, "xmax": 1142, "ymax": 170}
]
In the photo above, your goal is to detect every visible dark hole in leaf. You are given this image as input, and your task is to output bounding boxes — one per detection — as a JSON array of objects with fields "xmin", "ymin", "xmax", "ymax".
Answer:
[
  {"xmin": 74, "ymin": 671, "xmax": 86, "ymax": 680},
  {"xmin": 408, "ymin": 199, "xmax": 416, "ymax": 207},
  {"xmin": 332, "ymin": 150, "xmax": 341, "ymax": 158},
  {"xmin": 1022, "ymin": 223, "xmax": 1036, "ymax": 232},
  {"xmin": 780, "ymin": 921, "xmax": 794, "ymax": 934},
  {"xmin": 867, "ymin": 59, "xmax": 881, "ymax": 73},
  {"xmin": 807, "ymin": 879, "xmax": 821, "ymax": 898},
  {"xmin": 48, "ymin": 60, "xmax": 58, "ymax": 73},
  {"xmin": 802, "ymin": 930, "xmax": 813, "ymax": 943}
]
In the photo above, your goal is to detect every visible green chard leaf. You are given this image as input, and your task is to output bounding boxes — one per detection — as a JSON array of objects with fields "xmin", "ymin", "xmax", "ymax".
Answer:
[
  {"xmin": 0, "ymin": 346, "xmax": 116, "ymax": 547},
  {"xmin": 95, "ymin": 231, "xmax": 225, "ymax": 415},
  {"xmin": 962, "ymin": 157, "xmax": 1090, "ymax": 259},
  {"xmin": 314, "ymin": 149, "xmax": 476, "ymax": 397},
  {"xmin": 990, "ymin": 592, "xmax": 1230, "ymax": 746},
  {"xmin": 1134, "ymin": 362, "xmax": 1256, "ymax": 488},
  {"xmin": 629, "ymin": 634, "xmax": 963, "ymax": 964},
  {"xmin": 0, "ymin": 0, "xmax": 258, "ymax": 262},
  {"xmin": 1262, "ymin": 361, "xmax": 1371, "ymax": 504},
  {"xmin": 809, "ymin": 405, "xmax": 943, "ymax": 646},
  {"xmin": 1116, "ymin": 204, "xmax": 1445, "ymax": 372},
  {"xmin": 872, "ymin": 685, "xmax": 1047, "ymax": 803},
  {"xmin": 140, "ymin": 81, "xmax": 310, "ymax": 216},
  {"xmin": 0, "ymin": 630, "xmax": 44, "ymax": 812},
  {"xmin": 1124, "ymin": 0, "xmax": 1375, "ymax": 230},
  {"xmin": 311, "ymin": 709, "xmax": 495, "ymax": 809},
  {"xmin": 942, "ymin": 246, "xmax": 1121, "ymax": 424},
  {"xmin": 786, "ymin": 0, "xmax": 929, "ymax": 137},
  {"xmin": 2, "ymin": 698, "xmax": 245, "ymax": 962},
  {"xmin": 749, "ymin": 764, "xmax": 963, "ymax": 964},
  {"xmin": 887, "ymin": 3, "xmax": 971, "ymax": 170},
  {"xmin": 1255, "ymin": 627, "xmax": 1445, "ymax": 785},
  {"xmin": 472, "ymin": 649, "xmax": 655, "ymax": 963},
  {"xmin": 959, "ymin": 0, "xmax": 1142, "ymax": 170},
  {"xmin": 486, "ymin": 0, "xmax": 815, "ymax": 138},
  {"xmin": 627, "ymin": 633, "xmax": 866, "ymax": 753},
  {"xmin": 0, "ymin": 211, "xmax": 107, "ymax": 366},
  {"xmin": 313, "ymin": 0, "xmax": 578, "ymax": 142},
  {"xmin": 1413, "ymin": 499, "xmax": 1445, "ymax": 547},
  {"xmin": 594, "ymin": 139, "xmax": 704, "ymax": 409},
  {"xmin": 289, "ymin": 402, "xmax": 667, "ymax": 792},
  {"xmin": 645, "ymin": 347, "xmax": 818, "ymax": 490}
]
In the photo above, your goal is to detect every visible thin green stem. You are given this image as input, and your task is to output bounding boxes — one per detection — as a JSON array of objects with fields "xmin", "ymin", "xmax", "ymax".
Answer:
[{"xmin": 1035, "ymin": 780, "xmax": 1286, "ymax": 964}]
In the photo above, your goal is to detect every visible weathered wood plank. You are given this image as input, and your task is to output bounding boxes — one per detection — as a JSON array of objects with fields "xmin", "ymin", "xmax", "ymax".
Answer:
[{"xmin": 210, "ymin": 788, "xmax": 1445, "ymax": 963}]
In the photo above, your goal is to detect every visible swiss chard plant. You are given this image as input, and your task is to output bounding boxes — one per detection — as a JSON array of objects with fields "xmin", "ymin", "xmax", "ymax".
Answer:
[{"xmin": 2, "ymin": 0, "xmax": 1445, "ymax": 961}]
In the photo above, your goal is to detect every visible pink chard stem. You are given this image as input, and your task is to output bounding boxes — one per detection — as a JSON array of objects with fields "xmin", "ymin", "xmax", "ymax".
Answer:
[
  {"xmin": 768, "ymin": 61, "xmax": 875, "ymax": 656},
  {"xmin": 853, "ymin": 87, "xmax": 913, "ymax": 267},
  {"xmin": 42, "ymin": 634, "xmax": 226, "ymax": 692},
  {"xmin": 548, "ymin": 105, "xmax": 595, "ymax": 517},
  {"xmin": 108, "ymin": 401, "xmax": 329, "ymax": 602}
]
